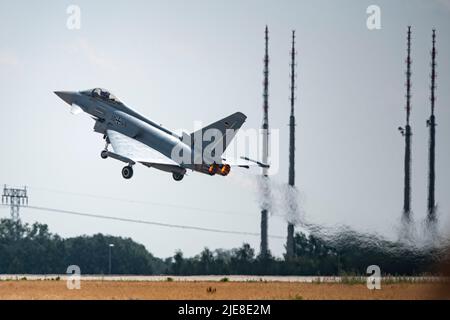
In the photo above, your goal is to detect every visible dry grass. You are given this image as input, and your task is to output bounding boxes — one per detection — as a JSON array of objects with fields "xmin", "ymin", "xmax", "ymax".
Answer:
[{"xmin": 0, "ymin": 280, "xmax": 449, "ymax": 300}]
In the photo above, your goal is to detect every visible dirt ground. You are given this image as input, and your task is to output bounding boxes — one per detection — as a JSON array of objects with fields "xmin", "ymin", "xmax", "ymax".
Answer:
[{"xmin": 0, "ymin": 280, "xmax": 449, "ymax": 300}]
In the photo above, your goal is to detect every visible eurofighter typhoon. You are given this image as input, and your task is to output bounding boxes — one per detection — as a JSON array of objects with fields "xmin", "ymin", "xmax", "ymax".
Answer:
[{"xmin": 55, "ymin": 88, "xmax": 264, "ymax": 181}]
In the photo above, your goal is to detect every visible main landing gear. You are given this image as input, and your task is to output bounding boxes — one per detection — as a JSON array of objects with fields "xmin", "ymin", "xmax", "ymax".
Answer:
[
  {"xmin": 100, "ymin": 135, "xmax": 182, "ymax": 181},
  {"xmin": 172, "ymin": 172, "xmax": 184, "ymax": 181},
  {"xmin": 122, "ymin": 165, "xmax": 134, "ymax": 179}
]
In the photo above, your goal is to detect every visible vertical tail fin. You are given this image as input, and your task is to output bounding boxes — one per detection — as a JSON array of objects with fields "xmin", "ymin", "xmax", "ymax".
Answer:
[{"xmin": 187, "ymin": 112, "xmax": 247, "ymax": 162}]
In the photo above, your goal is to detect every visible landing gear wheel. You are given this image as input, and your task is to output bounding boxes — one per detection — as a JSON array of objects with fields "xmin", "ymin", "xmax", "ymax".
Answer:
[
  {"xmin": 100, "ymin": 150, "xmax": 108, "ymax": 159},
  {"xmin": 122, "ymin": 166, "xmax": 134, "ymax": 179},
  {"xmin": 172, "ymin": 173, "xmax": 184, "ymax": 181}
]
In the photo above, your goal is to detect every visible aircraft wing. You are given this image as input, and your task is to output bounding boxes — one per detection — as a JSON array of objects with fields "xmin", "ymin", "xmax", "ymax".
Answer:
[{"xmin": 106, "ymin": 129, "xmax": 179, "ymax": 166}]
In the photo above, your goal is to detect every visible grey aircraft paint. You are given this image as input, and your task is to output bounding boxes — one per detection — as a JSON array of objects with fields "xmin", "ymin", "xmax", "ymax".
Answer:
[{"xmin": 54, "ymin": 88, "xmax": 247, "ymax": 181}]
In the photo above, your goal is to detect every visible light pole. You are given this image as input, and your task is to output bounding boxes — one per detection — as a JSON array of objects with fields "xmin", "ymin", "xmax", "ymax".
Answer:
[{"xmin": 108, "ymin": 244, "xmax": 114, "ymax": 275}]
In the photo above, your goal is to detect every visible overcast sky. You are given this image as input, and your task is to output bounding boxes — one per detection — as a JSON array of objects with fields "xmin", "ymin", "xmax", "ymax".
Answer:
[{"xmin": 1, "ymin": 0, "xmax": 449, "ymax": 259}]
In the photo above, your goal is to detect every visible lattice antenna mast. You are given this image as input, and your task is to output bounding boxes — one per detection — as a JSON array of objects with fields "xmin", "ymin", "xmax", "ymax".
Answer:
[
  {"xmin": 405, "ymin": 27, "xmax": 412, "ymax": 126},
  {"xmin": 289, "ymin": 30, "xmax": 296, "ymax": 185},
  {"xmin": 427, "ymin": 29, "xmax": 437, "ymax": 223},
  {"xmin": 286, "ymin": 30, "xmax": 297, "ymax": 259},
  {"xmin": 260, "ymin": 25, "xmax": 270, "ymax": 258},
  {"xmin": 399, "ymin": 26, "xmax": 412, "ymax": 221},
  {"xmin": 2, "ymin": 185, "xmax": 28, "ymax": 221},
  {"xmin": 262, "ymin": 26, "xmax": 270, "ymax": 144}
]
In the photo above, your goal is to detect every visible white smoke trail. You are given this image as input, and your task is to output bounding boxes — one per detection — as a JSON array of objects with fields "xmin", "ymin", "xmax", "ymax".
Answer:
[
  {"xmin": 230, "ymin": 172, "xmax": 305, "ymax": 224},
  {"xmin": 230, "ymin": 171, "xmax": 450, "ymax": 257}
]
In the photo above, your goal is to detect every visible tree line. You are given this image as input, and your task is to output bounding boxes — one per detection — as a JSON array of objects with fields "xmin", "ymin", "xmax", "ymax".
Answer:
[{"xmin": 0, "ymin": 219, "xmax": 441, "ymax": 275}]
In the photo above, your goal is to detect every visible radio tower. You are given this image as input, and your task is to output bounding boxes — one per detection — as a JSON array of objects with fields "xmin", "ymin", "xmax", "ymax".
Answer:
[
  {"xmin": 399, "ymin": 26, "xmax": 412, "ymax": 222},
  {"xmin": 427, "ymin": 29, "xmax": 437, "ymax": 223},
  {"xmin": 260, "ymin": 25, "xmax": 270, "ymax": 259},
  {"xmin": 286, "ymin": 30, "xmax": 297, "ymax": 259},
  {"xmin": 2, "ymin": 185, "xmax": 28, "ymax": 221}
]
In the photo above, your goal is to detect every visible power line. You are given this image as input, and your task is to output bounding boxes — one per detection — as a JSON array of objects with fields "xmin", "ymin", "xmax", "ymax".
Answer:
[
  {"xmin": 0, "ymin": 204, "xmax": 284, "ymax": 239},
  {"xmin": 28, "ymin": 186, "xmax": 261, "ymax": 218}
]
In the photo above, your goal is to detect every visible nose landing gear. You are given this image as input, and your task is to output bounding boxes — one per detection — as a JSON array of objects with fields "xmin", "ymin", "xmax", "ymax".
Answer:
[{"xmin": 101, "ymin": 136, "xmax": 110, "ymax": 159}]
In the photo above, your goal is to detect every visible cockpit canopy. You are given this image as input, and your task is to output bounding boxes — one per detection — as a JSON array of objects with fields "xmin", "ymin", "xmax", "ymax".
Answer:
[{"xmin": 81, "ymin": 88, "xmax": 121, "ymax": 104}]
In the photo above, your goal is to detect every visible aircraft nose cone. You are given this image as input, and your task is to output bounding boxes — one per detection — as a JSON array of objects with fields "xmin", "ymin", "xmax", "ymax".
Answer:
[{"xmin": 54, "ymin": 91, "xmax": 76, "ymax": 105}]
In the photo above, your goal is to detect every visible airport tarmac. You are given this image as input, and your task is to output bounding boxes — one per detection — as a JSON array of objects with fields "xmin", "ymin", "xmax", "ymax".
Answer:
[{"xmin": 0, "ymin": 275, "xmax": 446, "ymax": 282}]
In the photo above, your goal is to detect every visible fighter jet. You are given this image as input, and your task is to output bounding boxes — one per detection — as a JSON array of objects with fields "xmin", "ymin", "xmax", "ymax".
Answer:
[{"xmin": 54, "ymin": 88, "xmax": 260, "ymax": 181}]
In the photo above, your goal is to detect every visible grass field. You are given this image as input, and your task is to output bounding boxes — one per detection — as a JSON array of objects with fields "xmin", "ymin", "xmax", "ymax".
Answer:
[{"xmin": 0, "ymin": 279, "xmax": 449, "ymax": 300}]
